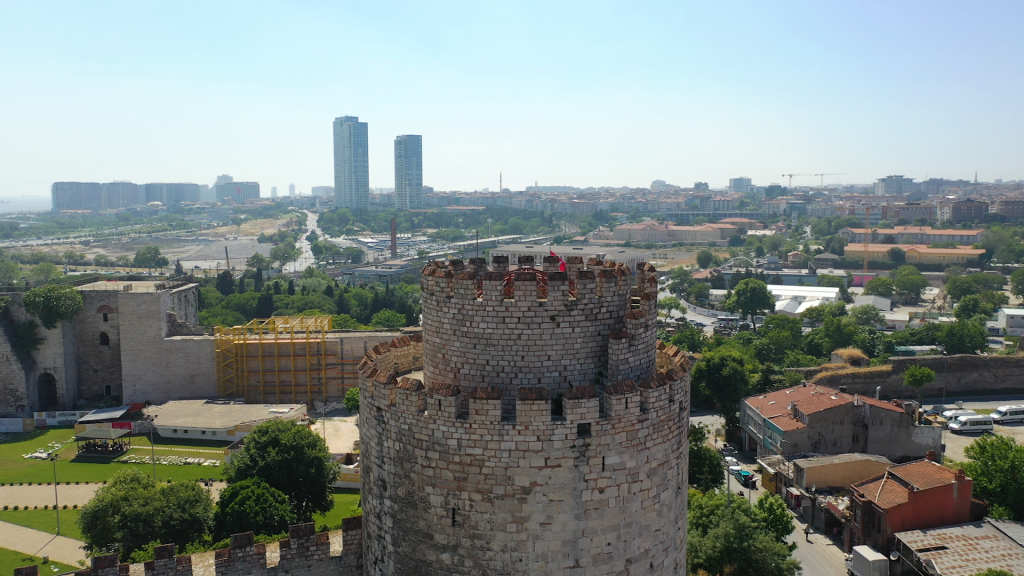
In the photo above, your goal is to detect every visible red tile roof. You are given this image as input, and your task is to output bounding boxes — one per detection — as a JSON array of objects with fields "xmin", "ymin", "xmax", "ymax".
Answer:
[
  {"xmin": 744, "ymin": 384, "xmax": 905, "ymax": 419},
  {"xmin": 853, "ymin": 460, "xmax": 967, "ymax": 510},
  {"xmin": 768, "ymin": 413, "xmax": 806, "ymax": 431}
]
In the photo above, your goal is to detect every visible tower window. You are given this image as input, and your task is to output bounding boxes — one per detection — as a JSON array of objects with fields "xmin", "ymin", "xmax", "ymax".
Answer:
[
  {"xmin": 99, "ymin": 332, "xmax": 110, "ymax": 346},
  {"xmin": 102, "ymin": 312, "xmax": 108, "ymax": 322},
  {"xmin": 577, "ymin": 423, "xmax": 592, "ymax": 437},
  {"xmin": 104, "ymin": 385, "xmax": 112, "ymax": 396}
]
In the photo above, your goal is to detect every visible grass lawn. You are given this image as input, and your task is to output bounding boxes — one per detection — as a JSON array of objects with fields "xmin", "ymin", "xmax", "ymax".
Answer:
[
  {"xmin": 313, "ymin": 489, "xmax": 361, "ymax": 530},
  {"xmin": 0, "ymin": 508, "xmax": 84, "ymax": 542},
  {"xmin": 0, "ymin": 428, "xmax": 226, "ymax": 485},
  {"xmin": 0, "ymin": 546, "xmax": 79, "ymax": 576},
  {"xmin": 974, "ymin": 408, "xmax": 995, "ymax": 415}
]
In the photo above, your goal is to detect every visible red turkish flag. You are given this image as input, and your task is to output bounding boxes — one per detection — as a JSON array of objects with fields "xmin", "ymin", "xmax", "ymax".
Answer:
[{"xmin": 550, "ymin": 250, "xmax": 567, "ymax": 272}]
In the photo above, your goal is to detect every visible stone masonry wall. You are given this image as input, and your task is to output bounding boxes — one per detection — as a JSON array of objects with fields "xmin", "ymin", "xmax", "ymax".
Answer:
[
  {"xmin": 358, "ymin": 258, "xmax": 690, "ymax": 576},
  {"xmin": 75, "ymin": 290, "xmax": 123, "ymax": 400},
  {"xmin": 14, "ymin": 521, "xmax": 363, "ymax": 576},
  {"xmin": 795, "ymin": 354, "xmax": 1024, "ymax": 400},
  {"xmin": 420, "ymin": 257, "xmax": 657, "ymax": 401}
]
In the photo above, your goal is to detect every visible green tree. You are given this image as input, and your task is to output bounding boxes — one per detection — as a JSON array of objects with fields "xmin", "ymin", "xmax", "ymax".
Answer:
[
  {"xmin": 954, "ymin": 294, "xmax": 993, "ymax": 321},
  {"xmin": 752, "ymin": 363, "xmax": 783, "ymax": 394},
  {"xmin": 658, "ymin": 296, "xmax": 681, "ymax": 313},
  {"xmin": 887, "ymin": 246, "xmax": 906, "ymax": 263},
  {"xmin": 255, "ymin": 292, "xmax": 274, "ymax": 319},
  {"xmin": 688, "ymin": 423, "xmax": 724, "ymax": 492},
  {"xmin": 224, "ymin": 420, "xmax": 341, "ymax": 521},
  {"xmin": 171, "ymin": 259, "xmax": 185, "ymax": 278},
  {"xmin": 246, "ymin": 253, "xmax": 272, "ymax": 270},
  {"xmin": 724, "ymin": 279, "xmax": 774, "ymax": 331},
  {"xmin": 77, "ymin": 469, "xmax": 214, "ymax": 559},
  {"xmin": 237, "ymin": 276, "xmax": 247, "ymax": 294},
  {"xmin": 693, "ymin": 350, "xmax": 749, "ymax": 428},
  {"xmin": 945, "ymin": 275, "xmax": 980, "ymax": 301},
  {"xmin": 216, "ymin": 270, "xmax": 235, "ymax": 296},
  {"xmin": 892, "ymin": 266, "xmax": 929, "ymax": 302},
  {"xmin": 133, "ymin": 246, "xmax": 169, "ymax": 271},
  {"xmin": 697, "ymin": 250, "xmax": 714, "ymax": 269},
  {"xmin": 287, "ymin": 279, "xmax": 296, "ymax": 296},
  {"xmin": 27, "ymin": 261, "xmax": 61, "ymax": 284},
  {"xmin": 370, "ymin": 308, "xmax": 406, "ymax": 328},
  {"xmin": 1010, "ymin": 269, "xmax": 1024, "ymax": 300},
  {"xmin": 253, "ymin": 266, "xmax": 265, "ymax": 292},
  {"xmin": 800, "ymin": 301, "xmax": 847, "ymax": 327},
  {"xmin": 754, "ymin": 492, "xmax": 795, "ymax": 544},
  {"xmin": 214, "ymin": 478, "xmax": 295, "ymax": 539},
  {"xmin": 972, "ymin": 569, "xmax": 1016, "ymax": 576},
  {"xmin": 0, "ymin": 259, "xmax": 20, "ymax": 284},
  {"xmin": 962, "ymin": 434, "xmax": 1024, "ymax": 520},
  {"xmin": 23, "ymin": 284, "xmax": 84, "ymax": 329},
  {"xmin": 817, "ymin": 274, "xmax": 851, "ymax": 302},
  {"xmin": 688, "ymin": 489, "xmax": 800, "ymax": 576},
  {"xmin": 270, "ymin": 240, "xmax": 300, "ymax": 269},
  {"xmin": 92, "ymin": 253, "xmax": 113, "ymax": 269},
  {"xmin": 343, "ymin": 387, "xmax": 360, "ymax": 413},
  {"xmin": 863, "ymin": 277, "xmax": 894, "ymax": 297},
  {"xmin": 903, "ymin": 365, "xmax": 935, "ymax": 404},
  {"xmin": 341, "ymin": 246, "xmax": 365, "ymax": 264},
  {"xmin": 940, "ymin": 319, "xmax": 988, "ymax": 355},
  {"xmin": 849, "ymin": 304, "xmax": 884, "ymax": 327}
]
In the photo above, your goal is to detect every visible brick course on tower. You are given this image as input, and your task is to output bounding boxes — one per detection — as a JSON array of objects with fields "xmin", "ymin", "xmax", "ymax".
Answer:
[{"xmin": 358, "ymin": 255, "xmax": 692, "ymax": 575}]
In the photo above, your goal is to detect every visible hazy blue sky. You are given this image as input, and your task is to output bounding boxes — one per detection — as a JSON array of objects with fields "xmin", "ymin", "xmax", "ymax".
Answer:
[{"xmin": 2, "ymin": 1, "xmax": 1022, "ymax": 199}]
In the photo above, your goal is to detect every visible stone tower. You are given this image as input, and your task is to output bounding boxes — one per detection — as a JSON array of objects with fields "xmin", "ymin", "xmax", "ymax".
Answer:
[{"xmin": 357, "ymin": 255, "xmax": 691, "ymax": 575}]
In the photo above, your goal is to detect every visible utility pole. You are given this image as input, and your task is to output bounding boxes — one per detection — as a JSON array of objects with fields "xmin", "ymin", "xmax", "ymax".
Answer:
[{"xmin": 51, "ymin": 454, "xmax": 60, "ymax": 535}]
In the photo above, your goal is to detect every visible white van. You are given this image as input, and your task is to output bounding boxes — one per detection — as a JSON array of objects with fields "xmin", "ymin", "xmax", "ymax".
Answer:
[
  {"xmin": 948, "ymin": 415, "xmax": 994, "ymax": 434},
  {"xmin": 942, "ymin": 409, "xmax": 977, "ymax": 423},
  {"xmin": 991, "ymin": 405, "xmax": 1024, "ymax": 424}
]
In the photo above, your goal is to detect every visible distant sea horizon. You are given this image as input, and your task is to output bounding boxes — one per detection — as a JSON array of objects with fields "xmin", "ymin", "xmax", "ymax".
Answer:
[{"xmin": 0, "ymin": 195, "xmax": 51, "ymax": 214}]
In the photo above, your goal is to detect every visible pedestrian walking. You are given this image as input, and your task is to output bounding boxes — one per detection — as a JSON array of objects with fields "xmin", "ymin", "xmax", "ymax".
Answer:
[{"xmin": 804, "ymin": 525, "xmax": 811, "ymax": 542}]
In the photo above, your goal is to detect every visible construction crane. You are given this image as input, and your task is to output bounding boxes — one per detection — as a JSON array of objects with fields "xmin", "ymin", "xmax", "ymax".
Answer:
[
  {"xmin": 781, "ymin": 173, "xmax": 814, "ymax": 188},
  {"xmin": 814, "ymin": 173, "xmax": 850, "ymax": 187},
  {"xmin": 862, "ymin": 206, "xmax": 872, "ymax": 273}
]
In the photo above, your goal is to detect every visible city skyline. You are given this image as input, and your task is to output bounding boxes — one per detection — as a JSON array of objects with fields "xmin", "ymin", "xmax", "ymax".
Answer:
[{"xmin": 2, "ymin": 2, "xmax": 1024, "ymax": 199}]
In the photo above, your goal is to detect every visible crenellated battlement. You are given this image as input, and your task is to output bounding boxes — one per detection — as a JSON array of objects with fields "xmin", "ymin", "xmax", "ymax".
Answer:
[
  {"xmin": 358, "ymin": 333, "xmax": 691, "ymax": 438},
  {"xmin": 14, "ymin": 520, "xmax": 363, "ymax": 576}
]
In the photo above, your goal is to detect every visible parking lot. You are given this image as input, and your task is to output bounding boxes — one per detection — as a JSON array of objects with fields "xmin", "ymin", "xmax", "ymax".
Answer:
[{"xmin": 924, "ymin": 399, "xmax": 1024, "ymax": 463}]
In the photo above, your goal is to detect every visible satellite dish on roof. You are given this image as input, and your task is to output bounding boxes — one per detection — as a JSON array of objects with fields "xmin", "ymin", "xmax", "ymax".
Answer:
[{"xmin": 889, "ymin": 552, "xmax": 899, "ymax": 562}]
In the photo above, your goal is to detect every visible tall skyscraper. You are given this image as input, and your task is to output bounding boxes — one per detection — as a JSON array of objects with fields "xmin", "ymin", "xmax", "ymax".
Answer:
[
  {"xmin": 271, "ymin": 186, "xmax": 278, "ymax": 199},
  {"xmin": 289, "ymin": 183, "xmax": 296, "ymax": 197},
  {"xmin": 333, "ymin": 116, "xmax": 370, "ymax": 210},
  {"xmin": 394, "ymin": 134, "xmax": 423, "ymax": 210}
]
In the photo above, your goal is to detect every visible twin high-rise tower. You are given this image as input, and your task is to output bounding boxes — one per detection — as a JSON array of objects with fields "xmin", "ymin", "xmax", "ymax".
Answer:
[{"xmin": 332, "ymin": 115, "xmax": 422, "ymax": 211}]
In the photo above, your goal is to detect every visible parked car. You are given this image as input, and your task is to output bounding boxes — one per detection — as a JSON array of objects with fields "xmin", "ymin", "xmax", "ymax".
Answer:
[
  {"xmin": 724, "ymin": 456, "xmax": 741, "ymax": 474},
  {"xmin": 941, "ymin": 409, "xmax": 977, "ymax": 424},
  {"xmin": 734, "ymin": 469, "xmax": 755, "ymax": 488},
  {"xmin": 948, "ymin": 415, "xmax": 994, "ymax": 434},
  {"xmin": 991, "ymin": 405, "xmax": 1024, "ymax": 424}
]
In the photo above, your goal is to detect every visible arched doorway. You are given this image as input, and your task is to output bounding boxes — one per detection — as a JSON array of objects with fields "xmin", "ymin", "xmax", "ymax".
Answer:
[{"xmin": 38, "ymin": 373, "xmax": 58, "ymax": 411}]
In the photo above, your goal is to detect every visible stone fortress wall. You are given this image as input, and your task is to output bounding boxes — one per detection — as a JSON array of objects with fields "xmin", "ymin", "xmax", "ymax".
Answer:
[
  {"xmin": 358, "ymin": 256, "xmax": 692, "ymax": 576},
  {"xmin": 14, "ymin": 520, "xmax": 363, "ymax": 576}
]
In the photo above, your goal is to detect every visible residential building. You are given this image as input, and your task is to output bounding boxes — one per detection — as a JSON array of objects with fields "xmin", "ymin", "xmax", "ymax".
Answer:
[
  {"xmin": 993, "ymin": 198, "xmax": 1024, "ymax": 221},
  {"xmin": 271, "ymin": 186, "xmax": 278, "ymax": 199},
  {"xmin": 146, "ymin": 400, "xmax": 306, "ymax": 440},
  {"xmin": 141, "ymin": 183, "xmax": 203, "ymax": 204},
  {"xmin": 394, "ymin": 134, "xmax": 423, "ymax": 210},
  {"xmin": 874, "ymin": 175, "xmax": 917, "ymax": 196},
  {"xmin": 311, "ymin": 186, "xmax": 334, "ymax": 197},
  {"xmin": 838, "ymin": 226, "xmax": 986, "ymax": 245},
  {"xmin": 333, "ymin": 115, "xmax": 370, "ymax": 210},
  {"xmin": 842, "ymin": 243, "xmax": 984, "ymax": 264},
  {"xmin": 937, "ymin": 198, "xmax": 989, "ymax": 223},
  {"xmin": 728, "ymin": 177, "xmax": 753, "ymax": 193},
  {"xmin": 51, "ymin": 182, "xmax": 104, "ymax": 212},
  {"xmin": 894, "ymin": 519, "xmax": 1024, "ymax": 576},
  {"xmin": 717, "ymin": 217, "xmax": 765, "ymax": 230},
  {"xmin": 102, "ymin": 181, "xmax": 141, "ymax": 209},
  {"xmin": 209, "ymin": 181, "xmax": 260, "ymax": 204},
  {"xmin": 847, "ymin": 456, "xmax": 973, "ymax": 553},
  {"xmin": 740, "ymin": 384, "xmax": 941, "ymax": 462},
  {"xmin": 996, "ymin": 308, "xmax": 1024, "ymax": 337},
  {"xmin": 892, "ymin": 203, "xmax": 937, "ymax": 223},
  {"xmin": 289, "ymin": 183, "xmax": 296, "ymax": 197}
]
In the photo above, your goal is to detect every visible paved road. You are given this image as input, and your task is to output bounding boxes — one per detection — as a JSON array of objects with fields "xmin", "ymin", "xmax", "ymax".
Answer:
[
  {"xmin": 0, "ymin": 482, "xmax": 226, "ymax": 507},
  {"xmin": 0, "ymin": 520, "xmax": 87, "ymax": 565}
]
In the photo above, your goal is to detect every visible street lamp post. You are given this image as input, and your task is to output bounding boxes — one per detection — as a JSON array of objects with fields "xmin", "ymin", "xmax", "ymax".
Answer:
[
  {"xmin": 51, "ymin": 453, "xmax": 60, "ymax": 535},
  {"xmin": 148, "ymin": 415, "xmax": 158, "ymax": 481}
]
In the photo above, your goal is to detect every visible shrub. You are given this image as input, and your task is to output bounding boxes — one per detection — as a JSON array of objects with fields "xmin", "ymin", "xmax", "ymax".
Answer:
[
  {"xmin": 43, "ymin": 504, "xmax": 48, "ymax": 510},
  {"xmin": 13, "ymin": 506, "xmax": 18, "ymax": 510},
  {"xmin": 73, "ymin": 504, "xmax": 78, "ymax": 509},
  {"xmin": 2, "ymin": 505, "xmax": 7, "ymax": 510},
  {"xmin": 63, "ymin": 504, "xmax": 68, "ymax": 510}
]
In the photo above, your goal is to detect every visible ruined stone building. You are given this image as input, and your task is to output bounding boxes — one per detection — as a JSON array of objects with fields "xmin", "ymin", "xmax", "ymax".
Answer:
[
  {"xmin": 357, "ymin": 255, "xmax": 692, "ymax": 575},
  {"xmin": 0, "ymin": 279, "xmax": 399, "ymax": 416}
]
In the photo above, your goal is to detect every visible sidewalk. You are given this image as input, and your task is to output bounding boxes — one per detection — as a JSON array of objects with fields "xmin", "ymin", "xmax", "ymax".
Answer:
[
  {"xmin": 0, "ymin": 482, "xmax": 226, "ymax": 507},
  {"xmin": 0, "ymin": 520, "xmax": 87, "ymax": 566}
]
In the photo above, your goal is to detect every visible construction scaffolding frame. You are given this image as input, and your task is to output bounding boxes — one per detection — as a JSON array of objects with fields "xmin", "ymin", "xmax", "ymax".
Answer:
[{"xmin": 214, "ymin": 316, "xmax": 334, "ymax": 404}]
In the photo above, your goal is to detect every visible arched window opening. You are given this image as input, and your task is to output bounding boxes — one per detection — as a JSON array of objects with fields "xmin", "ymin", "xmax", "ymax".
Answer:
[{"xmin": 99, "ymin": 332, "xmax": 110, "ymax": 346}]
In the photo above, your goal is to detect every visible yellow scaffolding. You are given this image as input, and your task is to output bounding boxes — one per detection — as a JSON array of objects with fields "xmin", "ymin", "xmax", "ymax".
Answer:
[{"xmin": 214, "ymin": 316, "xmax": 334, "ymax": 404}]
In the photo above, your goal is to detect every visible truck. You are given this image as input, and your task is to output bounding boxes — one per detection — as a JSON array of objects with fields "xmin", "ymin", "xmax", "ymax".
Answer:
[{"xmin": 846, "ymin": 545, "xmax": 888, "ymax": 576}]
